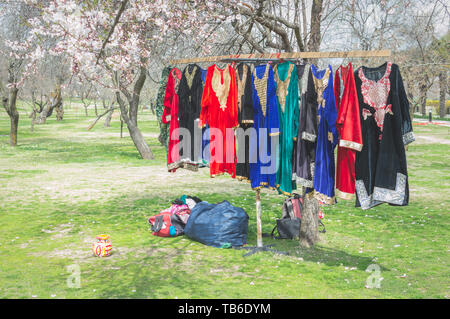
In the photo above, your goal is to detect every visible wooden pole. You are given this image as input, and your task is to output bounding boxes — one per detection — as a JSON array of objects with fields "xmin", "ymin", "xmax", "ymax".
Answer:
[
  {"xmin": 169, "ymin": 50, "xmax": 392, "ymax": 65},
  {"xmin": 255, "ymin": 188, "xmax": 263, "ymax": 248}
]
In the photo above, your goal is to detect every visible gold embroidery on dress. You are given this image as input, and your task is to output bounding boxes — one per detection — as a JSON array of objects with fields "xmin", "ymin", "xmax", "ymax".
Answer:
[
  {"xmin": 274, "ymin": 63, "xmax": 294, "ymax": 113},
  {"xmin": 185, "ymin": 65, "xmax": 197, "ymax": 89},
  {"xmin": 172, "ymin": 69, "xmax": 181, "ymax": 94},
  {"xmin": 211, "ymin": 65, "xmax": 231, "ymax": 111},
  {"xmin": 253, "ymin": 64, "xmax": 270, "ymax": 116},
  {"xmin": 313, "ymin": 67, "xmax": 330, "ymax": 110},
  {"xmin": 236, "ymin": 65, "xmax": 248, "ymax": 112}
]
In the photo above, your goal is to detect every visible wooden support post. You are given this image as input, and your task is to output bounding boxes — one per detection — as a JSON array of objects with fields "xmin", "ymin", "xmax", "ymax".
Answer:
[
  {"xmin": 239, "ymin": 188, "xmax": 288, "ymax": 257},
  {"xmin": 255, "ymin": 188, "xmax": 263, "ymax": 248},
  {"xmin": 120, "ymin": 119, "xmax": 123, "ymax": 138}
]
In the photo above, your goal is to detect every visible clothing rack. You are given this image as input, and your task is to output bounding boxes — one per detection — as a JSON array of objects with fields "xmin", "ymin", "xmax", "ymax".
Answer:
[
  {"xmin": 169, "ymin": 50, "xmax": 391, "ymax": 65},
  {"xmin": 168, "ymin": 49, "xmax": 392, "ymax": 256}
]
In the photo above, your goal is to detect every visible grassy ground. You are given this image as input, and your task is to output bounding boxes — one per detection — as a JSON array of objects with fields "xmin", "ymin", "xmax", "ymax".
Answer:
[{"xmin": 0, "ymin": 103, "xmax": 449, "ymax": 299}]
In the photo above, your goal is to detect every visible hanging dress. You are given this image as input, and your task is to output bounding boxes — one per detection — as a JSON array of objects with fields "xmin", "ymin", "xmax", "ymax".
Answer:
[
  {"xmin": 178, "ymin": 64, "xmax": 204, "ymax": 166},
  {"xmin": 162, "ymin": 67, "xmax": 182, "ymax": 172},
  {"xmin": 295, "ymin": 63, "xmax": 314, "ymax": 191},
  {"xmin": 156, "ymin": 66, "xmax": 172, "ymax": 152},
  {"xmin": 354, "ymin": 62, "xmax": 414, "ymax": 210},
  {"xmin": 249, "ymin": 63, "xmax": 279, "ymax": 190},
  {"xmin": 296, "ymin": 67, "xmax": 317, "ymax": 191},
  {"xmin": 199, "ymin": 67, "xmax": 210, "ymax": 166},
  {"xmin": 334, "ymin": 63, "xmax": 363, "ymax": 200},
  {"xmin": 310, "ymin": 64, "xmax": 338, "ymax": 205},
  {"xmin": 199, "ymin": 64, "xmax": 238, "ymax": 178},
  {"xmin": 274, "ymin": 62, "xmax": 299, "ymax": 195},
  {"xmin": 235, "ymin": 63, "xmax": 254, "ymax": 181}
]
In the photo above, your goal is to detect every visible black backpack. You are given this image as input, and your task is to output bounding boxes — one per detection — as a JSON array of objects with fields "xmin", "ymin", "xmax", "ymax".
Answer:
[{"xmin": 271, "ymin": 194, "xmax": 326, "ymax": 240}]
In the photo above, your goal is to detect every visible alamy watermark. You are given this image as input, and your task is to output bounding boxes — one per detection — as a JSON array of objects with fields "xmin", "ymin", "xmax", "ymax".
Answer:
[{"xmin": 365, "ymin": 264, "xmax": 383, "ymax": 289}]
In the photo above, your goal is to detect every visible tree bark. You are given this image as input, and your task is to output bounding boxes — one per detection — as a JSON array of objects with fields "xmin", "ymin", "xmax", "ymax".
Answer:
[
  {"xmin": 439, "ymin": 71, "xmax": 447, "ymax": 118},
  {"xmin": 308, "ymin": 0, "xmax": 323, "ymax": 52},
  {"xmin": 2, "ymin": 87, "xmax": 19, "ymax": 146},
  {"xmin": 297, "ymin": 0, "xmax": 324, "ymax": 248},
  {"xmin": 104, "ymin": 108, "xmax": 114, "ymax": 127},
  {"xmin": 114, "ymin": 65, "xmax": 154, "ymax": 160},
  {"xmin": 299, "ymin": 193, "xmax": 320, "ymax": 247}
]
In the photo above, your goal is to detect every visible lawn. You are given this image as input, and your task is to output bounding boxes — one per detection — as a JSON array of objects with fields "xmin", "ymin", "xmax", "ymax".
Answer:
[{"xmin": 0, "ymin": 102, "xmax": 449, "ymax": 299}]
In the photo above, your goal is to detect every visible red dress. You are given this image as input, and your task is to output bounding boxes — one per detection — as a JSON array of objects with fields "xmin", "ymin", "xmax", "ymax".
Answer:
[
  {"xmin": 199, "ymin": 64, "xmax": 238, "ymax": 178},
  {"xmin": 334, "ymin": 63, "xmax": 363, "ymax": 199},
  {"xmin": 163, "ymin": 67, "xmax": 182, "ymax": 172}
]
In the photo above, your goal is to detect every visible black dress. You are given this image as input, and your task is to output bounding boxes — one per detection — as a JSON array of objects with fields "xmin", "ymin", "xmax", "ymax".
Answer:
[
  {"xmin": 178, "ymin": 64, "xmax": 204, "ymax": 163},
  {"xmin": 354, "ymin": 62, "xmax": 414, "ymax": 210},
  {"xmin": 235, "ymin": 63, "xmax": 254, "ymax": 181},
  {"xmin": 296, "ymin": 66, "xmax": 318, "ymax": 190}
]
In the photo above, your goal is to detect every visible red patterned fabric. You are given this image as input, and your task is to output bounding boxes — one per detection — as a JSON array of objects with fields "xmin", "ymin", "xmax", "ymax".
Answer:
[
  {"xmin": 163, "ymin": 67, "xmax": 182, "ymax": 172},
  {"xmin": 334, "ymin": 63, "xmax": 363, "ymax": 199},
  {"xmin": 358, "ymin": 61, "xmax": 393, "ymax": 133},
  {"xmin": 199, "ymin": 64, "xmax": 238, "ymax": 178}
]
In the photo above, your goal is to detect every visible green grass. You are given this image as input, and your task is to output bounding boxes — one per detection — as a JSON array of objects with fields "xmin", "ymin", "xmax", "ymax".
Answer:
[{"xmin": 0, "ymin": 106, "xmax": 449, "ymax": 299}]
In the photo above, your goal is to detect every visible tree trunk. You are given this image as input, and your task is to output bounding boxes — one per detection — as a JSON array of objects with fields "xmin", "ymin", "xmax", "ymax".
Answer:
[
  {"xmin": 2, "ymin": 87, "xmax": 19, "ymax": 146},
  {"xmin": 54, "ymin": 86, "xmax": 63, "ymax": 121},
  {"xmin": 307, "ymin": 0, "xmax": 323, "ymax": 52},
  {"xmin": 113, "ymin": 63, "xmax": 154, "ymax": 160},
  {"xmin": 126, "ymin": 120, "xmax": 154, "ymax": 160},
  {"xmin": 94, "ymin": 100, "xmax": 98, "ymax": 117},
  {"xmin": 104, "ymin": 108, "xmax": 113, "ymax": 127},
  {"xmin": 420, "ymin": 92, "xmax": 427, "ymax": 116},
  {"xmin": 298, "ymin": 0, "xmax": 323, "ymax": 248},
  {"xmin": 299, "ymin": 193, "xmax": 320, "ymax": 247},
  {"xmin": 37, "ymin": 102, "xmax": 51, "ymax": 124},
  {"xmin": 439, "ymin": 71, "xmax": 447, "ymax": 118}
]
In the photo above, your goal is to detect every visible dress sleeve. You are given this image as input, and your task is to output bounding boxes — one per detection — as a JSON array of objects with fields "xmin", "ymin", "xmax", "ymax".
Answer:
[
  {"xmin": 193, "ymin": 68, "xmax": 203, "ymax": 120},
  {"xmin": 229, "ymin": 66, "xmax": 239, "ymax": 129},
  {"xmin": 303, "ymin": 69, "xmax": 317, "ymax": 142},
  {"xmin": 268, "ymin": 67, "xmax": 280, "ymax": 136},
  {"xmin": 324, "ymin": 69, "xmax": 339, "ymax": 147},
  {"xmin": 241, "ymin": 66, "xmax": 254, "ymax": 124},
  {"xmin": 162, "ymin": 71, "xmax": 174, "ymax": 124},
  {"xmin": 290, "ymin": 67, "xmax": 299, "ymax": 141},
  {"xmin": 396, "ymin": 66, "xmax": 415, "ymax": 145},
  {"xmin": 337, "ymin": 67, "xmax": 363, "ymax": 151},
  {"xmin": 199, "ymin": 67, "xmax": 211, "ymax": 128}
]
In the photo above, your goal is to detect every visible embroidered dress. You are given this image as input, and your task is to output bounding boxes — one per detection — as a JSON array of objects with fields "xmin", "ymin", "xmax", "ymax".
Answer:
[
  {"xmin": 235, "ymin": 63, "xmax": 254, "ymax": 181},
  {"xmin": 274, "ymin": 62, "xmax": 299, "ymax": 195},
  {"xmin": 354, "ymin": 62, "xmax": 414, "ymax": 210},
  {"xmin": 310, "ymin": 64, "xmax": 338, "ymax": 205},
  {"xmin": 295, "ymin": 64, "xmax": 315, "ymax": 190},
  {"xmin": 178, "ymin": 64, "xmax": 204, "ymax": 165},
  {"xmin": 249, "ymin": 64, "xmax": 279, "ymax": 190},
  {"xmin": 199, "ymin": 64, "xmax": 238, "ymax": 178},
  {"xmin": 163, "ymin": 67, "xmax": 182, "ymax": 172},
  {"xmin": 334, "ymin": 63, "xmax": 363, "ymax": 200}
]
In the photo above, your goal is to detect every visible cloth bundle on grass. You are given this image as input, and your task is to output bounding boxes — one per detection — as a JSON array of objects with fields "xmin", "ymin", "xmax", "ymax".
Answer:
[
  {"xmin": 148, "ymin": 204, "xmax": 191, "ymax": 237},
  {"xmin": 184, "ymin": 200, "xmax": 249, "ymax": 248}
]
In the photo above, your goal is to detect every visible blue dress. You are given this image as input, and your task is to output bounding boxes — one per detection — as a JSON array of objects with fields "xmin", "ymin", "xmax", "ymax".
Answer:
[
  {"xmin": 311, "ymin": 64, "xmax": 338, "ymax": 204},
  {"xmin": 249, "ymin": 64, "xmax": 280, "ymax": 190}
]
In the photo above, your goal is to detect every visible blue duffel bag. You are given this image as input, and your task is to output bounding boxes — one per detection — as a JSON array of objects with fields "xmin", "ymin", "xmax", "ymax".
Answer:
[{"xmin": 184, "ymin": 200, "xmax": 249, "ymax": 248}]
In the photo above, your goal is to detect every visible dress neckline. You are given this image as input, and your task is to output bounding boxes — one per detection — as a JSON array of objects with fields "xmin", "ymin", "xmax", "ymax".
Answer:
[
  {"xmin": 311, "ymin": 64, "xmax": 331, "ymax": 80},
  {"xmin": 359, "ymin": 62, "xmax": 391, "ymax": 84},
  {"xmin": 255, "ymin": 64, "xmax": 269, "ymax": 80}
]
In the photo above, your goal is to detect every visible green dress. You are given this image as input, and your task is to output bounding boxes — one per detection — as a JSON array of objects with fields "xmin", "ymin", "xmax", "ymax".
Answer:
[{"xmin": 274, "ymin": 62, "xmax": 299, "ymax": 195}]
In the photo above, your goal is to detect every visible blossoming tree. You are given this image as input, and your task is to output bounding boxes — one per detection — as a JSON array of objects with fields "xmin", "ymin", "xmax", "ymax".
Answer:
[{"xmin": 29, "ymin": 0, "xmax": 238, "ymax": 159}]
